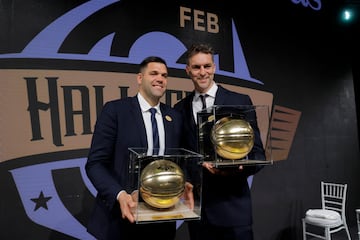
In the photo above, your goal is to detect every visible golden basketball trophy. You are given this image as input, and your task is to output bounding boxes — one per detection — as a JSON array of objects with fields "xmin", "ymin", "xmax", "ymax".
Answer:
[
  {"xmin": 198, "ymin": 105, "xmax": 273, "ymax": 167},
  {"xmin": 128, "ymin": 148, "xmax": 203, "ymax": 223},
  {"xmin": 140, "ymin": 159, "xmax": 185, "ymax": 209}
]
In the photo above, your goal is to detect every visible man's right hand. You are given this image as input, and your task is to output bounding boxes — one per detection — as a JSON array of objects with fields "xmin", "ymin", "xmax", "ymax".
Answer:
[{"xmin": 118, "ymin": 191, "xmax": 137, "ymax": 223}]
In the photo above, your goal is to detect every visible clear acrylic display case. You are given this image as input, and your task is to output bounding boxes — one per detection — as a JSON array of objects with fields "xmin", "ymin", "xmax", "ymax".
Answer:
[
  {"xmin": 128, "ymin": 148, "xmax": 203, "ymax": 224},
  {"xmin": 197, "ymin": 105, "xmax": 273, "ymax": 167}
]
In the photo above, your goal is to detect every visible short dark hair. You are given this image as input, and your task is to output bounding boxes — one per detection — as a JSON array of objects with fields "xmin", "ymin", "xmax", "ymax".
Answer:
[
  {"xmin": 139, "ymin": 56, "xmax": 167, "ymax": 72},
  {"xmin": 186, "ymin": 43, "xmax": 214, "ymax": 65}
]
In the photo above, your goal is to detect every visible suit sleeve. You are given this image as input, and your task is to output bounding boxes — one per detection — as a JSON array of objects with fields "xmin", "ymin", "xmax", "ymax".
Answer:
[{"xmin": 85, "ymin": 101, "xmax": 123, "ymax": 210}]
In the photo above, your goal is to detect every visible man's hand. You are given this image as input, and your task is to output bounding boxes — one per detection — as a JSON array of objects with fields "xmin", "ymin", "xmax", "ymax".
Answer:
[
  {"xmin": 202, "ymin": 162, "xmax": 244, "ymax": 175},
  {"xmin": 182, "ymin": 182, "xmax": 194, "ymax": 210},
  {"xmin": 118, "ymin": 191, "xmax": 138, "ymax": 223},
  {"xmin": 202, "ymin": 161, "xmax": 221, "ymax": 174}
]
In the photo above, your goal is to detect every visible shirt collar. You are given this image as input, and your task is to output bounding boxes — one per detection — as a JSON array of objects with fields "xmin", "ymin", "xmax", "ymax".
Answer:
[
  {"xmin": 137, "ymin": 93, "xmax": 160, "ymax": 113},
  {"xmin": 195, "ymin": 82, "xmax": 218, "ymax": 100}
]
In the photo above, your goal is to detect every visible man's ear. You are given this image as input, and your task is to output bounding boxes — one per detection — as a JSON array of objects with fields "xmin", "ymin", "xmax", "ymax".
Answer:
[
  {"xmin": 185, "ymin": 65, "xmax": 190, "ymax": 75},
  {"xmin": 137, "ymin": 73, "xmax": 142, "ymax": 84}
]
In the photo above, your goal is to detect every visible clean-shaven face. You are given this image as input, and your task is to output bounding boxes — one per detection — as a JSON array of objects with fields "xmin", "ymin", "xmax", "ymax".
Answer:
[{"xmin": 186, "ymin": 52, "xmax": 216, "ymax": 93}]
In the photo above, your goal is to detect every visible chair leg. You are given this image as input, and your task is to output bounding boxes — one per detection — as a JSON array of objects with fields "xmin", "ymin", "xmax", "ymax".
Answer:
[
  {"xmin": 302, "ymin": 219, "xmax": 307, "ymax": 240},
  {"xmin": 343, "ymin": 223, "xmax": 351, "ymax": 240},
  {"xmin": 325, "ymin": 227, "xmax": 330, "ymax": 240}
]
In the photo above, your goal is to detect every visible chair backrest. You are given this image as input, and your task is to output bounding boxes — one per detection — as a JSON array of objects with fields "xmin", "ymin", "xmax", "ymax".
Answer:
[{"xmin": 321, "ymin": 181, "xmax": 347, "ymax": 218}]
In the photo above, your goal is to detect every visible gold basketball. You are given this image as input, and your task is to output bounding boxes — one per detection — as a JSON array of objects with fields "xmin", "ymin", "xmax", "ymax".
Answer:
[
  {"xmin": 211, "ymin": 117, "xmax": 254, "ymax": 159},
  {"xmin": 140, "ymin": 159, "xmax": 185, "ymax": 209}
]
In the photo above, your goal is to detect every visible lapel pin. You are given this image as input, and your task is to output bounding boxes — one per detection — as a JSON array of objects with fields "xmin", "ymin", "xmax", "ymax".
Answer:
[{"xmin": 165, "ymin": 115, "xmax": 172, "ymax": 122}]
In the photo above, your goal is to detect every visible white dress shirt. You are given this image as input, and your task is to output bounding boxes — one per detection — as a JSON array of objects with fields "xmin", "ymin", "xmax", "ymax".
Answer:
[
  {"xmin": 137, "ymin": 93, "xmax": 165, "ymax": 155},
  {"xmin": 192, "ymin": 83, "xmax": 218, "ymax": 123}
]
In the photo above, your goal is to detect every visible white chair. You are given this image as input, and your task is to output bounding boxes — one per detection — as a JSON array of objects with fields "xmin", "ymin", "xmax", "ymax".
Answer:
[
  {"xmin": 302, "ymin": 181, "xmax": 351, "ymax": 240},
  {"xmin": 356, "ymin": 209, "xmax": 360, "ymax": 240}
]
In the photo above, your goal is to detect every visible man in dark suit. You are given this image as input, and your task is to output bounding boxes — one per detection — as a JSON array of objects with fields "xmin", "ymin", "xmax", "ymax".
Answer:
[
  {"xmin": 85, "ymin": 56, "xmax": 183, "ymax": 240},
  {"xmin": 174, "ymin": 44, "xmax": 266, "ymax": 240}
]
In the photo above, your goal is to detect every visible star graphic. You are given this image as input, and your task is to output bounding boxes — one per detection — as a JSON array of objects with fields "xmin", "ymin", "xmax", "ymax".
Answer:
[{"xmin": 31, "ymin": 191, "xmax": 52, "ymax": 211}]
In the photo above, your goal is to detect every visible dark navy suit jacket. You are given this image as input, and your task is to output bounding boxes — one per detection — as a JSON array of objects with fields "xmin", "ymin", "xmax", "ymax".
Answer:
[
  {"xmin": 174, "ymin": 85, "xmax": 265, "ymax": 227},
  {"xmin": 86, "ymin": 96, "xmax": 182, "ymax": 239}
]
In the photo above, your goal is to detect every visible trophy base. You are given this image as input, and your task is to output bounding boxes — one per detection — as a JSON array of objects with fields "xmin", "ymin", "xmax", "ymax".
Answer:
[
  {"xmin": 205, "ymin": 159, "xmax": 273, "ymax": 168},
  {"xmin": 134, "ymin": 201, "xmax": 200, "ymax": 223}
]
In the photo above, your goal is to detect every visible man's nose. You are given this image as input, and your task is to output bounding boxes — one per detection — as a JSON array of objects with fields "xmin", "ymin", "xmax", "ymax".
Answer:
[{"xmin": 199, "ymin": 66, "xmax": 206, "ymax": 74}]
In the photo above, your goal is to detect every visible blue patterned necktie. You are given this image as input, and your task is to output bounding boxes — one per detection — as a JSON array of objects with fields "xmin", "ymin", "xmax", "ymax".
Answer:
[{"xmin": 149, "ymin": 108, "xmax": 159, "ymax": 155}]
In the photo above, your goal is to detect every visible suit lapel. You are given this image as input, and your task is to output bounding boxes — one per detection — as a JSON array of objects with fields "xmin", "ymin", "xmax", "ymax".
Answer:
[
  {"xmin": 161, "ymin": 104, "xmax": 171, "ymax": 147},
  {"xmin": 186, "ymin": 92, "xmax": 197, "ymax": 131},
  {"xmin": 130, "ymin": 96, "xmax": 147, "ymax": 147},
  {"xmin": 214, "ymin": 85, "xmax": 226, "ymax": 105},
  {"xmin": 161, "ymin": 103, "xmax": 181, "ymax": 148}
]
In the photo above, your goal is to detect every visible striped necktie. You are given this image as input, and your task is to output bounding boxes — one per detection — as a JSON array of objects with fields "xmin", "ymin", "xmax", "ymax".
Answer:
[{"xmin": 149, "ymin": 108, "xmax": 159, "ymax": 154}]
